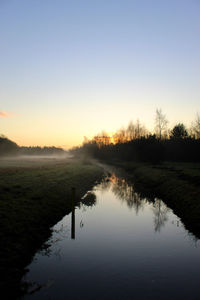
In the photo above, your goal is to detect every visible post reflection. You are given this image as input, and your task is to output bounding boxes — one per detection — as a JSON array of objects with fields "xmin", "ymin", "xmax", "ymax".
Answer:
[
  {"xmin": 71, "ymin": 191, "xmax": 97, "ymax": 239},
  {"xmin": 71, "ymin": 207, "xmax": 75, "ymax": 239},
  {"xmin": 71, "ymin": 187, "xmax": 76, "ymax": 239}
]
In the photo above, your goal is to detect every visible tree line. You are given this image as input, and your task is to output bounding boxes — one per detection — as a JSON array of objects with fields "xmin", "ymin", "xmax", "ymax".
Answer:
[
  {"xmin": 0, "ymin": 135, "xmax": 65, "ymax": 156},
  {"xmin": 71, "ymin": 110, "xmax": 200, "ymax": 163}
]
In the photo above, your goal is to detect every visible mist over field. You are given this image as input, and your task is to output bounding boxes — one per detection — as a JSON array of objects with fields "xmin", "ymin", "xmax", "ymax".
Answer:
[{"xmin": 0, "ymin": 153, "xmax": 72, "ymax": 167}]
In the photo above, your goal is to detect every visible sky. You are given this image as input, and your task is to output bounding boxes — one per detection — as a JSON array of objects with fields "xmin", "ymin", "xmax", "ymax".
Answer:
[{"xmin": 0, "ymin": 0, "xmax": 200, "ymax": 148}]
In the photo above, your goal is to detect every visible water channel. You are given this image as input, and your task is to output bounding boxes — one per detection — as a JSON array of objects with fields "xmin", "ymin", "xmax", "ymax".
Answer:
[{"xmin": 22, "ymin": 173, "xmax": 200, "ymax": 300}]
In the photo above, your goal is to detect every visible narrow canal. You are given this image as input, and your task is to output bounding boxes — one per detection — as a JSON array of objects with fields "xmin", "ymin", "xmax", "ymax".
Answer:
[{"xmin": 22, "ymin": 174, "xmax": 200, "ymax": 300}]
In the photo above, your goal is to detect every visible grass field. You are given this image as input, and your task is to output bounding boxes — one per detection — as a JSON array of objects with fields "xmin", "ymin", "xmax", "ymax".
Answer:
[{"xmin": 0, "ymin": 155, "xmax": 104, "ymax": 297}]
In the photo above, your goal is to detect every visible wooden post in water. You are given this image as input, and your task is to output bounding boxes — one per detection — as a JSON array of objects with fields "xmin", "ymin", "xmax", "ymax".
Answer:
[{"xmin": 71, "ymin": 187, "xmax": 75, "ymax": 239}]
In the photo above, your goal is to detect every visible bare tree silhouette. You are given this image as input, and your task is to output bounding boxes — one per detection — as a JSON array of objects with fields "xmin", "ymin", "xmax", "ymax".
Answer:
[{"xmin": 155, "ymin": 108, "xmax": 168, "ymax": 139}]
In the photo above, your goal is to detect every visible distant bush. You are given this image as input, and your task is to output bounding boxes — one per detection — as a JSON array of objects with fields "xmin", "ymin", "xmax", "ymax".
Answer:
[{"xmin": 0, "ymin": 136, "xmax": 19, "ymax": 156}]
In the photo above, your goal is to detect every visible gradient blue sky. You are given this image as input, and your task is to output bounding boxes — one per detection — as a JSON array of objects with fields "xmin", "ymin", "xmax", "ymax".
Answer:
[{"xmin": 0, "ymin": 0, "xmax": 199, "ymax": 147}]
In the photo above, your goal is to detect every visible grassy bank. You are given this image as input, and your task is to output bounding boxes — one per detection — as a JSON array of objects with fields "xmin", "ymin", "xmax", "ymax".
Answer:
[
  {"xmin": 0, "ymin": 156, "xmax": 103, "ymax": 297},
  {"xmin": 105, "ymin": 159, "xmax": 200, "ymax": 238}
]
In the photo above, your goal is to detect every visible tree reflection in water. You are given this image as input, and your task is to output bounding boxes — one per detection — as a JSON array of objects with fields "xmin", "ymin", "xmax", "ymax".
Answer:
[
  {"xmin": 152, "ymin": 198, "xmax": 169, "ymax": 232},
  {"xmin": 99, "ymin": 174, "xmax": 145, "ymax": 214},
  {"xmin": 99, "ymin": 174, "xmax": 169, "ymax": 232},
  {"xmin": 22, "ymin": 173, "xmax": 200, "ymax": 297},
  {"xmin": 110, "ymin": 174, "xmax": 145, "ymax": 214}
]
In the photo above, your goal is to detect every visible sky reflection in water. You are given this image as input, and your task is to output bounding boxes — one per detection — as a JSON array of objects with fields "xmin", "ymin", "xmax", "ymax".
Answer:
[{"xmin": 23, "ymin": 174, "xmax": 200, "ymax": 300}]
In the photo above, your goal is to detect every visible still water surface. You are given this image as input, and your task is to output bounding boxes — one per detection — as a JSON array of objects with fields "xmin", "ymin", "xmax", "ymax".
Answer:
[{"xmin": 23, "ymin": 174, "xmax": 200, "ymax": 300}]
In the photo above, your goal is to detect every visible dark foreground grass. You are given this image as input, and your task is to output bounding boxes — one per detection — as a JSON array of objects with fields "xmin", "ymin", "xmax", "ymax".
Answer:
[
  {"xmin": 0, "ymin": 156, "xmax": 103, "ymax": 298},
  {"xmin": 108, "ymin": 159, "xmax": 200, "ymax": 238}
]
